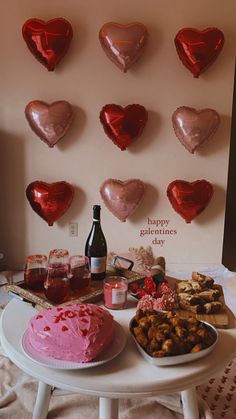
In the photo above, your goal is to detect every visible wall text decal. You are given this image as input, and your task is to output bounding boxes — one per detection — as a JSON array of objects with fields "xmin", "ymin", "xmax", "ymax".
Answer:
[{"xmin": 139, "ymin": 217, "xmax": 177, "ymax": 247}]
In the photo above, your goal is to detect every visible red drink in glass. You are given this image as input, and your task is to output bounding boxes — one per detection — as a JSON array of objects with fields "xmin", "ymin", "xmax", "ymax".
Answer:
[
  {"xmin": 24, "ymin": 267, "xmax": 47, "ymax": 291},
  {"xmin": 69, "ymin": 256, "xmax": 91, "ymax": 293},
  {"xmin": 24, "ymin": 255, "xmax": 47, "ymax": 291},
  {"xmin": 44, "ymin": 263, "xmax": 70, "ymax": 304}
]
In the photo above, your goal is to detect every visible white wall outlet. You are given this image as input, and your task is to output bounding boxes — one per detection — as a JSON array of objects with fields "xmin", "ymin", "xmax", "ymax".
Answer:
[{"xmin": 69, "ymin": 222, "xmax": 78, "ymax": 237}]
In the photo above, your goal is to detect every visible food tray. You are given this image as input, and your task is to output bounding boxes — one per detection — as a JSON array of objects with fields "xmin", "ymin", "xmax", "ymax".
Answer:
[
  {"xmin": 4, "ymin": 263, "xmax": 145, "ymax": 310},
  {"xmin": 129, "ymin": 316, "xmax": 218, "ymax": 366},
  {"xmin": 168, "ymin": 277, "xmax": 229, "ymax": 329},
  {"xmin": 130, "ymin": 275, "xmax": 229, "ymax": 328}
]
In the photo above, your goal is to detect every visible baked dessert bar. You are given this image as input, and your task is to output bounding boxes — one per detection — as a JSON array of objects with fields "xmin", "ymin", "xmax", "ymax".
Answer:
[{"xmin": 176, "ymin": 272, "xmax": 222, "ymax": 314}]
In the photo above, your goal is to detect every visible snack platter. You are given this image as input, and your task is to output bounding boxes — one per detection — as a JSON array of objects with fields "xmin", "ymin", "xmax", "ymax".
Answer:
[
  {"xmin": 131, "ymin": 328, "xmax": 218, "ymax": 366},
  {"xmin": 129, "ymin": 312, "xmax": 219, "ymax": 366},
  {"xmin": 130, "ymin": 273, "xmax": 229, "ymax": 329},
  {"xmin": 4, "ymin": 265, "xmax": 145, "ymax": 309}
]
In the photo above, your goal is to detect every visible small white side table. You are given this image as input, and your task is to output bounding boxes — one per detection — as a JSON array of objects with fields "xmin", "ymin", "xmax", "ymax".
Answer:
[{"xmin": 1, "ymin": 298, "xmax": 236, "ymax": 419}]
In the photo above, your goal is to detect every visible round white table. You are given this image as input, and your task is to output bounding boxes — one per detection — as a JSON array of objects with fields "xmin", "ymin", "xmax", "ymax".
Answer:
[{"xmin": 1, "ymin": 298, "xmax": 236, "ymax": 419}]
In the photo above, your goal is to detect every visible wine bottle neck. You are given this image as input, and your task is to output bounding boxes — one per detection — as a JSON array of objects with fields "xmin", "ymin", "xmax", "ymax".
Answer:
[{"xmin": 93, "ymin": 205, "xmax": 101, "ymax": 221}]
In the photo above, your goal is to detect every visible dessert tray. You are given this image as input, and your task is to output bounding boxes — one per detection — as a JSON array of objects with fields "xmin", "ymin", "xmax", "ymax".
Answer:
[{"xmin": 21, "ymin": 321, "xmax": 127, "ymax": 369}]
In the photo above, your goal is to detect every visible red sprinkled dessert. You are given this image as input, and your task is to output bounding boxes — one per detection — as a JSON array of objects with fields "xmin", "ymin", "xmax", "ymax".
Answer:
[
  {"xmin": 131, "ymin": 274, "xmax": 178, "ymax": 312},
  {"xmin": 27, "ymin": 303, "xmax": 114, "ymax": 363},
  {"xmin": 137, "ymin": 287, "xmax": 178, "ymax": 312}
]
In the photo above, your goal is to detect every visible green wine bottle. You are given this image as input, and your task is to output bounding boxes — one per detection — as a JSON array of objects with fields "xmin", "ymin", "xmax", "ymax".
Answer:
[{"xmin": 85, "ymin": 205, "xmax": 107, "ymax": 280}]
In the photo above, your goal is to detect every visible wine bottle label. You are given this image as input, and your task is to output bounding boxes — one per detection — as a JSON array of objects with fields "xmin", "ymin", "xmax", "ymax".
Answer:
[
  {"xmin": 90, "ymin": 256, "xmax": 107, "ymax": 274},
  {"xmin": 112, "ymin": 288, "xmax": 126, "ymax": 304}
]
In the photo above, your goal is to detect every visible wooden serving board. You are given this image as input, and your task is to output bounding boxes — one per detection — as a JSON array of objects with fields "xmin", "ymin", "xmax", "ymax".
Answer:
[
  {"xmin": 168, "ymin": 276, "xmax": 229, "ymax": 329},
  {"xmin": 176, "ymin": 306, "xmax": 229, "ymax": 329}
]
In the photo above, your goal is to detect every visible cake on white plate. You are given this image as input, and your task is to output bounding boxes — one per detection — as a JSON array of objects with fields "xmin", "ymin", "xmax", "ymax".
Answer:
[{"xmin": 27, "ymin": 303, "xmax": 114, "ymax": 363}]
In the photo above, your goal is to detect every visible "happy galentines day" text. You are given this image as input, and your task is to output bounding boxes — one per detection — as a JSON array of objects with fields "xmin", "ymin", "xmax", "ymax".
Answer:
[{"xmin": 139, "ymin": 217, "xmax": 177, "ymax": 247}]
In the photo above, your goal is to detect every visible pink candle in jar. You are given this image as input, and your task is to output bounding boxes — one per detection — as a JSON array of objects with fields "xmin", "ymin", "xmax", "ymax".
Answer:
[{"xmin": 103, "ymin": 276, "xmax": 128, "ymax": 309}]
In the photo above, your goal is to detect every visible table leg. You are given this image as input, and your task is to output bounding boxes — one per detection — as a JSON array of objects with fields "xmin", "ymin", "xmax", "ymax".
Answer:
[
  {"xmin": 181, "ymin": 388, "xmax": 199, "ymax": 419},
  {"xmin": 99, "ymin": 397, "xmax": 119, "ymax": 419},
  {"xmin": 33, "ymin": 381, "xmax": 52, "ymax": 419}
]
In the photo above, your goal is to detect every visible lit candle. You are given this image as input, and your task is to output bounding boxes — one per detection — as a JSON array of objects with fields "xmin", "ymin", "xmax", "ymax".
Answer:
[{"xmin": 103, "ymin": 276, "xmax": 128, "ymax": 309}]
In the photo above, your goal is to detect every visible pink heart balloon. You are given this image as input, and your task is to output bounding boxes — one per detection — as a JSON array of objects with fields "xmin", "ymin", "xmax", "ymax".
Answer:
[
  {"xmin": 99, "ymin": 22, "xmax": 148, "ymax": 72},
  {"xmin": 172, "ymin": 106, "xmax": 220, "ymax": 153},
  {"xmin": 25, "ymin": 100, "xmax": 73, "ymax": 147},
  {"xmin": 100, "ymin": 179, "xmax": 145, "ymax": 222}
]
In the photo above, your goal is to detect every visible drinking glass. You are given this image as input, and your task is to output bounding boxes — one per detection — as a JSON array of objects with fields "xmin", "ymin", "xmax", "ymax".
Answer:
[
  {"xmin": 24, "ymin": 254, "xmax": 47, "ymax": 291},
  {"xmin": 69, "ymin": 255, "xmax": 91, "ymax": 293},
  {"xmin": 44, "ymin": 249, "xmax": 70, "ymax": 304},
  {"xmin": 48, "ymin": 249, "xmax": 70, "ymax": 267}
]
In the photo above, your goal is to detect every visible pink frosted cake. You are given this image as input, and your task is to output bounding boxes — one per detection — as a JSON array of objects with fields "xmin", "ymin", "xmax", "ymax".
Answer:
[{"xmin": 27, "ymin": 303, "xmax": 114, "ymax": 363}]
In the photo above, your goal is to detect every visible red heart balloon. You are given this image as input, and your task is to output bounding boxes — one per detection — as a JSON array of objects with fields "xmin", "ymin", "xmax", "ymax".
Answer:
[
  {"xmin": 167, "ymin": 180, "xmax": 213, "ymax": 223},
  {"xmin": 26, "ymin": 181, "xmax": 74, "ymax": 226},
  {"xmin": 22, "ymin": 18, "xmax": 73, "ymax": 71},
  {"xmin": 100, "ymin": 104, "xmax": 148, "ymax": 151},
  {"xmin": 174, "ymin": 27, "xmax": 224, "ymax": 78}
]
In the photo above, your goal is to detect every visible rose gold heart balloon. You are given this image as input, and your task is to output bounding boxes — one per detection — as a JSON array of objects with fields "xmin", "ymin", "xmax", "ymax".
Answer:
[
  {"xmin": 100, "ymin": 179, "xmax": 145, "ymax": 222},
  {"xmin": 25, "ymin": 100, "xmax": 73, "ymax": 147},
  {"xmin": 26, "ymin": 181, "xmax": 74, "ymax": 226},
  {"xmin": 99, "ymin": 22, "xmax": 148, "ymax": 72},
  {"xmin": 172, "ymin": 106, "xmax": 220, "ymax": 153}
]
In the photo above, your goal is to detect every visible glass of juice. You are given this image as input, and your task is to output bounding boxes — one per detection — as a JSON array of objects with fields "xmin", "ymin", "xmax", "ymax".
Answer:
[
  {"xmin": 44, "ymin": 249, "xmax": 70, "ymax": 304},
  {"xmin": 69, "ymin": 255, "xmax": 91, "ymax": 293},
  {"xmin": 24, "ymin": 255, "xmax": 47, "ymax": 291}
]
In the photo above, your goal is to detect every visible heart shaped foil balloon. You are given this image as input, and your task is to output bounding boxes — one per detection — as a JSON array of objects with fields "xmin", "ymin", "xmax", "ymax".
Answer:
[
  {"xmin": 25, "ymin": 100, "xmax": 73, "ymax": 147},
  {"xmin": 26, "ymin": 181, "xmax": 74, "ymax": 226},
  {"xmin": 100, "ymin": 104, "xmax": 148, "ymax": 150},
  {"xmin": 167, "ymin": 180, "xmax": 213, "ymax": 223},
  {"xmin": 100, "ymin": 179, "xmax": 145, "ymax": 222},
  {"xmin": 174, "ymin": 27, "xmax": 224, "ymax": 78},
  {"xmin": 172, "ymin": 106, "xmax": 220, "ymax": 153},
  {"xmin": 22, "ymin": 18, "xmax": 73, "ymax": 71},
  {"xmin": 99, "ymin": 22, "xmax": 148, "ymax": 72}
]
